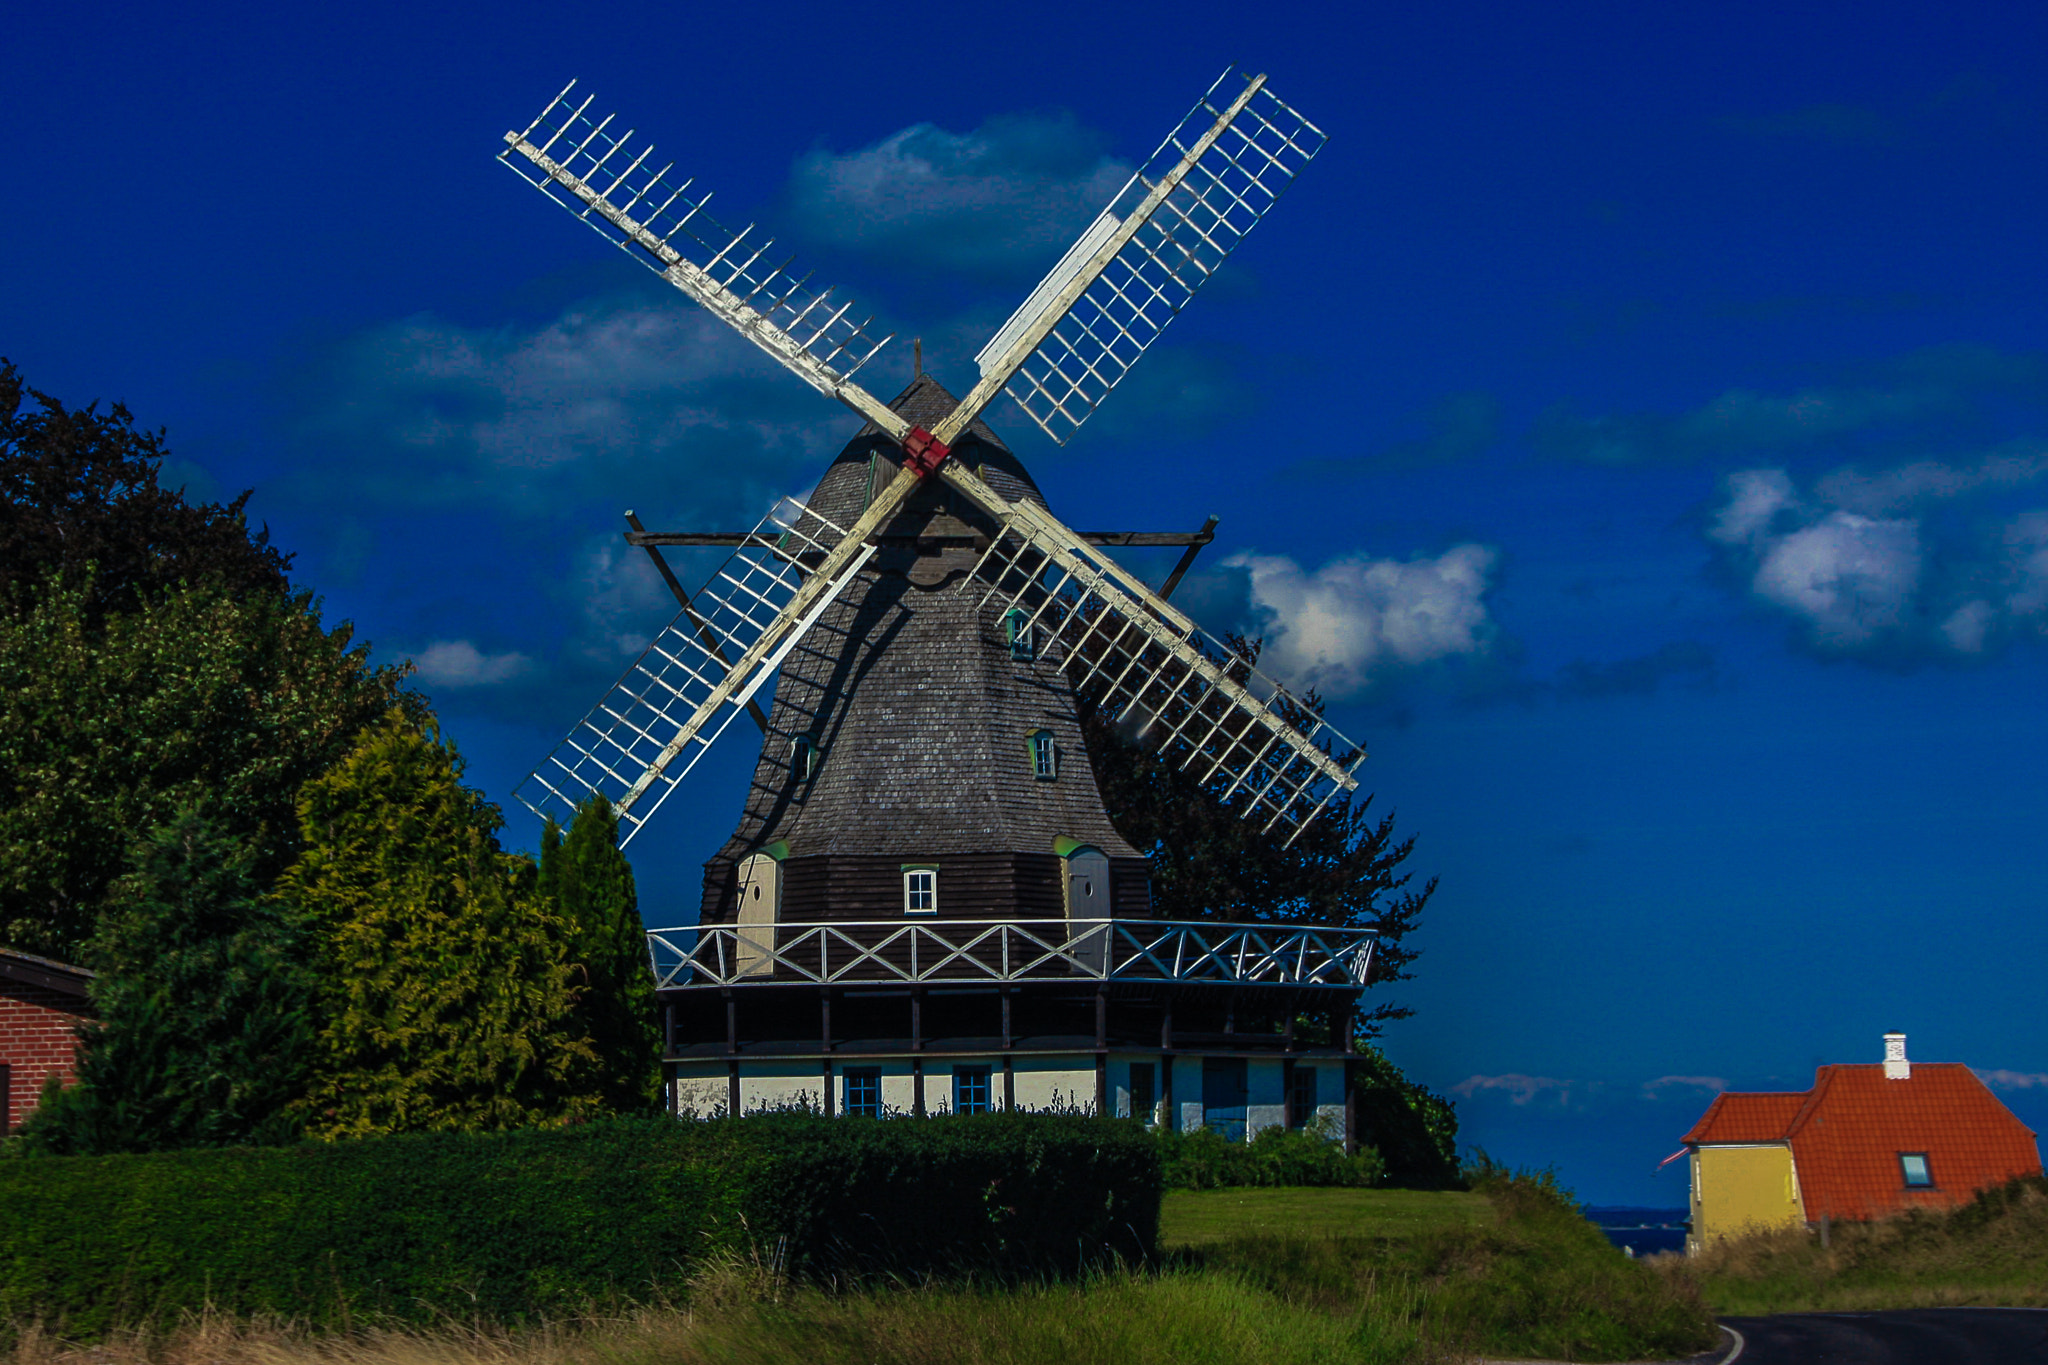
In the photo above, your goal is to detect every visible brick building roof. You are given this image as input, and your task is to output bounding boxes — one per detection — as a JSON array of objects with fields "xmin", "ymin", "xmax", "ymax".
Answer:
[{"xmin": 1684, "ymin": 1062, "xmax": 2041, "ymax": 1222}]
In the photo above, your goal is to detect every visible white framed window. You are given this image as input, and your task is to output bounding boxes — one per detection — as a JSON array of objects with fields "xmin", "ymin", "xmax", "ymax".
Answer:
[
  {"xmin": 902, "ymin": 865, "xmax": 938, "ymax": 915},
  {"xmin": 1029, "ymin": 729, "xmax": 1057, "ymax": 780}
]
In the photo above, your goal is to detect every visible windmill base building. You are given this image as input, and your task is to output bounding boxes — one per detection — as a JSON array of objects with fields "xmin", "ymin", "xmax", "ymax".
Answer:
[{"xmin": 640, "ymin": 379, "xmax": 1377, "ymax": 1145}]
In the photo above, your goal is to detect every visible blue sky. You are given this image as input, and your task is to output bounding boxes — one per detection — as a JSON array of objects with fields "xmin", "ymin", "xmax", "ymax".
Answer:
[{"xmin": 7, "ymin": 0, "xmax": 2043, "ymax": 1202}]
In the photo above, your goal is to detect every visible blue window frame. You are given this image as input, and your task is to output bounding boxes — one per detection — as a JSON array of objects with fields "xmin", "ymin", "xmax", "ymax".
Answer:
[
  {"xmin": 1900, "ymin": 1152, "xmax": 1933, "ymax": 1187},
  {"xmin": 844, "ymin": 1067, "xmax": 883, "ymax": 1118},
  {"xmin": 1290, "ymin": 1066, "xmax": 1318, "ymax": 1129},
  {"xmin": 954, "ymin": 1065, "xmax": 993, "ymax": 1114},
  {"xmin": 1003, "ymin": 607, "xmax": 1035, "ymax": 661}
]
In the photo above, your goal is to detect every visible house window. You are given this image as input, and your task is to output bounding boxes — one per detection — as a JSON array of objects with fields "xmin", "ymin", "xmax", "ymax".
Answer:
[
  {"xmin": 954, "ymin": 1065, "xmax": 993, "ymax": 1114},
  {"xmin": 1129, "ymin": 1062, "xmax": 1156, "ymax": 1124},
  {"xmin": 1290, "ymin": 1066, "xmax": 1318, "ymax": 1129},
  {"xmin": 1029, "ymin": 729, "xmax": 1057, "ymax": 780},
  {"xmin": 791, "ymin": 734, "xmax": 819, "ymax": 781},
  {"xmin": 1900, "ymin": 1152, "xmax": 1933, "ymax": 1187},
  {"xmin": 903, "ymin": 866, "xmax": 937, "ymax": 915},
  {"xmin": 1003, "ymin": 607, "xmax": 1035, "ymax": 661},
  {"xmin": 844, "ymin": 1067, "xmax": 883, "ymax": 1118}
]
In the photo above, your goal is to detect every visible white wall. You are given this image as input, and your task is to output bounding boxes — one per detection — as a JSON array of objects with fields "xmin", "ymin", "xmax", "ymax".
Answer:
[
  {"xmin": 1008, "ymin": 1056, "xmax": 1096, "ymax": 1113},
  {"xmin": 1247, "ymin": 1058, "xmax": 1287, "ymax": 1137},
  {"xmin": 740, "ymin": 1061, "xmax": 826, "ymax": 1113}
]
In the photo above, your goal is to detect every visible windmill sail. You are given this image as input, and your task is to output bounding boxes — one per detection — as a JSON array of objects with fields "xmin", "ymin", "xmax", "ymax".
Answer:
[
  {"xmin": 517, "ymin": 496, "xmax": 876, "ymax": 843},
  {"xmin": 501, "ymin": 83, "xmax": 905, "ymax": 435},
  {"xmin": 974, "ymin": 68, "xmax": 1326, "ymax": 446},
  {"xmin": 943, "ymin": 464, "xmax": 1362, "ymax": 845}
]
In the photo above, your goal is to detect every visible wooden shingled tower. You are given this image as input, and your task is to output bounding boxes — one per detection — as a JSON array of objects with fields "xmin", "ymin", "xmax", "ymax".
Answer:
[
  {"xmin": 500, "ymin": 68, "xmax": 1388, "ymax": 1139},
  {"xmin": 700, "ymin": 374, "xmax": 1151, "ymax": 929}
]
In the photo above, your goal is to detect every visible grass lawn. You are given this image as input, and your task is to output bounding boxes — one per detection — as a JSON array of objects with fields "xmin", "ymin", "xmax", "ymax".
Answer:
[{"xmin": 1161, "ymin": 1186, "xmax": 1494, "ymax": 1246}]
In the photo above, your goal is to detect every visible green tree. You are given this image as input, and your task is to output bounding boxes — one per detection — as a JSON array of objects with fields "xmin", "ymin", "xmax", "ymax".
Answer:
[
  {"xmin": 539, "ymin": 797, "xmax": 662, "ymax": 1111},
  {"xmin": 0, "ymin": 577, "xmax": 408, "ymax": 960},
  {"xmin": 20, "ymin": 803, "xmax": 313, "ymax": 1154},
  {"xmin": 1081, "ymin": 639, "xmax": 1435, "ymax": 1033},
  {"xmin": 279, "ymin": 710, "xmax": 603, "ymax": 1138},
  {"xmin": 0, "ymin": 358, "xmax": 291, "ymax": 623},
  {"xmin": 1080, "ymin": 637, "xmax": 1456, "ymax": 1182}
]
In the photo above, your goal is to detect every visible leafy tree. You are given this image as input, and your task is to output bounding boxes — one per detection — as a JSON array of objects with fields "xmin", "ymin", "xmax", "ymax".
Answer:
[
  {"xmin": 279, "ymin": 710, "xmax": 603, "ymax": 1138},
  {"xmin": 1351, "ymin": 1042, "xmax": 1461, "ymax": 1187},
  {"xmin": 1080, "ymin": 636, "xmax": 1456, "ymax": 1181},
  {"xmin": 539, "ymin": 797, "xmax": 662, "ymax": 1111},
  {"xmin": 20, "ymin": 803, "xmax": 313, "ymax": 1154},
  {"xmin": 1081, "ymin": 637, "xmax": 1435, "ymax": 1034},
  {"xmin": 0, "ymin": 577, "xmax": 408, "ymax": 960},
  {"xmin": 0, "ymin": 358, "xmax": 290, "ymax": 623}
]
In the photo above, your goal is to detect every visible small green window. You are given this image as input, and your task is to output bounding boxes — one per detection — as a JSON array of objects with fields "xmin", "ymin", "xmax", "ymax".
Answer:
[
  {"xmin": 1003, "ymin": 608, "xmax": 1035, "ymax": 661},
  {"xmin": 791, "ymin": 735, "xmax": 820, "ymax": 781},
  {"xmin": 1899, "ymin": 1153, "xmax": 1932, "ymax": 1187},
  {"xmin": 1029, "ymin": 729, "xmax": 1056, "ymax": 780}
]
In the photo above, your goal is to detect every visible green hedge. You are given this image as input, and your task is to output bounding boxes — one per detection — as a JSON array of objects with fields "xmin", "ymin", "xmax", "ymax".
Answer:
[
  {"xmin": 0, "ymin": 1112, "xmax": 1159, "ymax": 1336},
  {"xmin": 1157, "ymin": 1124, "xmax": 1385, "ymax": 1190}
]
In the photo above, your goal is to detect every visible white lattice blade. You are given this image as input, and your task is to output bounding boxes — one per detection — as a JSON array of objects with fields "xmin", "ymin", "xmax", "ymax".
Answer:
[
  {"xmin": 943, "ymin": 465, "xmax": 1361, "ymax": 844},
  {"xmin": 997, "ymin": 68, "xmax": 1326, "ymax": 445},
  {"xmin": 515, "ymin": 495, "xmax": 859, "ymax": 839},
  {"xmin": 501, "ymin": 83, "xmax": 903, "ymax": 433},
  {"xmin": 975, "ymin": 203, "xmax": 1126, "ymax": 376}
]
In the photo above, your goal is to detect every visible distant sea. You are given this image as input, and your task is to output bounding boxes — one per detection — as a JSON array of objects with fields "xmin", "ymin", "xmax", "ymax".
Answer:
[{"xmin": 1582, "ymin": 1206, "xmax": 1689, "ymax": 1257}]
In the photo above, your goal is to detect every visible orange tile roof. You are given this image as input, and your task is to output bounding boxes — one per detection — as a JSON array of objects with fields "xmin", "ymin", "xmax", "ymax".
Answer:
[
  {"xmin": 1684, "ymin": 1063, "xmax": 2042, "ymax": 1222},
  {"xmin": 1682, "ymin": 1091, "xmax": 1806, "ymax": 1145}
]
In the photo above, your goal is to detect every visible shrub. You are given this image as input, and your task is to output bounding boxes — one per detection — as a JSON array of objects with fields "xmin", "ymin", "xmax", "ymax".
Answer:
[
  {"xmin": 0, "ymin": 1112, "xmax": 1159, "ymax": 1339},
  {"xmin": 1157, "ymin": 1122, "xmax": 1385, "ymax": 1190}
]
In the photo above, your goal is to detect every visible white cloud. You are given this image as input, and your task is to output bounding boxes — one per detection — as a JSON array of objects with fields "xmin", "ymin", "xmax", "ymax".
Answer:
[
  {"xmin": 1707, "ymin": 460, "xmax": 2048, "ymax": 659},
  {"xmin": 1750, "ymin": 512, "xmax": 1922, "ymax": 648},
  {"xmin": 1227, "ymin": 545, "xmax": 1498, "ymax": 699},
  {"xmin": 1641, "ymin": 1075, "xmax": 1729, "ymax": 1100},
  {"xmin": 412, "ymin": 640, "xmax": 534, "ymax": 688},
  {"xmin": 785, "ymin": 113, "xmax": 1133, "ymax": 277},
  {"xmin": 291, "ymin": 301, "xmax": 844, "ymax": 519},
  {"xmin": 1451, "ymin": 1074, "xmax": 1573, "ymax": 1106},
  {"xmin": 1976, "ymin": 1069, "xmax": 2048, "ymax": 1091}
]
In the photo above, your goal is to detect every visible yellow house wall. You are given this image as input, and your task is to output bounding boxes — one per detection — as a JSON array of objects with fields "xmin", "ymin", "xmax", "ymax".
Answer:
[{"xmin": 1691, "ymin": 1144, "xmax": 1804, "ymax": 1250}]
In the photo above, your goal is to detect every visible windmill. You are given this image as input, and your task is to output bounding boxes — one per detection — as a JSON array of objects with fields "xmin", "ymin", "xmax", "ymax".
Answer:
[{"xmin": 500, "ymin": 69, "xmax": 1381, "ymax": 1137}]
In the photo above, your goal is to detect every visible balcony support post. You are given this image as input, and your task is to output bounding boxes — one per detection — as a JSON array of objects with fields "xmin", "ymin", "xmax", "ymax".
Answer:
[
  {"xmin": 821, "ymin": 988, "xmax": 833, "ymax": 1053},
  {"xmin": 724, "ymin": 989, "xmax": 737, "ymax": 1056},
  {"xmin": 728, "ymin": 1060, "xmax": 740, "ymax": 1118},
  {"xmin": 910, "ymin": 986, "xmax": 923, "ymax": 1053},
  {"xmin": 1000, "ymin": 987, "xmax": 1012, "ymax": 1049},
  {"xmin": 913, "ymin": 1056, "xmax": 926, "ymax": 1117},
  {"xmin": 1161, "ymin": 1048, "xmax": 1175, "ymax": 1131}
]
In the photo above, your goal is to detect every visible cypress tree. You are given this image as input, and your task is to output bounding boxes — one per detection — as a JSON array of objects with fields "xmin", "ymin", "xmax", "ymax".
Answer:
[
  {"xmin": 279, "ymin": 710, "xmax": 603, "ymax": 1138},
  {"xmin": 539, "ymin": 797, "xmax": 662, "ymax": 1111},
  {"xmin": 20, "ymin": 803, "xmax": 312, "ymax": 1154}
]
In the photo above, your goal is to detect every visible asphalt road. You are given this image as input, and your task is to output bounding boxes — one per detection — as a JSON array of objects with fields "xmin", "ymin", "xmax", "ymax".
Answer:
[{"xmin": 1723, "ymin": 1309, "xmax": 2048, "ymax": 1363}]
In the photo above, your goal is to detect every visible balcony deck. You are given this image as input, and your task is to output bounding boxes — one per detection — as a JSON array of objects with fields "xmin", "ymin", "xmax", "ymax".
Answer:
[{"xmin": 646, "ymin": 917, "xmax": 1375, "ymax": 991}]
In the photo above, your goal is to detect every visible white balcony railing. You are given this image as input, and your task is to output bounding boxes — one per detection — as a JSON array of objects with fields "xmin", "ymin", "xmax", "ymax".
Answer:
[{"xmin": 645, "ymin": 918, "xmax": 1375, "ymax": 991}]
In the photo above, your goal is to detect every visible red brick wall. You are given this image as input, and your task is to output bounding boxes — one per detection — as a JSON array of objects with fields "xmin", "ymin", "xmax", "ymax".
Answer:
[{"xmin": 1, "ymin": 982, "xmax": 92, "ymax": 1134}]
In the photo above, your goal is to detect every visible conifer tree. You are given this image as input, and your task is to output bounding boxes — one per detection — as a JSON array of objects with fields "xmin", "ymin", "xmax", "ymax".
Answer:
[
  {"xmin": 278, "ymin": 710, "xmax": 603, "ymax": 1138},
  {"xmin": 539, "ymin": 797, "xmax": 662, "ymax": 1111},
  {"xmin": 20, "ymin": 803, "xmax": 312, "ymax": 1154}
]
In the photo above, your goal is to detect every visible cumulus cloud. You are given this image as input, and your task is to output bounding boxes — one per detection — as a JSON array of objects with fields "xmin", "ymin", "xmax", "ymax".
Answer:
[
  {"xmin": 785, "ymin": 112, "xmax": 1132, "ymax": 278},
  {"xmin": 1976, "ymin": 1069, "xmax": 2048, "ymax": 1091},
  {"xmin": 1451, "ymin": 1074, "xmax": 1574, "ymax": 1106},
  {"xmin": 1706, "ymin": 453, "xmax": 2048, "ymax": 660},
  {"xmin": 1641, "ymin": 1075, "xmax": 1729, "ymax": 1100},
  {"xmin": 412, "ymin": 640, "xmax": 534, "ymax": 688},
  {"xmin": 1226, "ymin": 544, "xmax": 1498, "ymax": 699},
  {"xmin": 285, "ymin": 300, "xmax": 845, "ymax": 520}
]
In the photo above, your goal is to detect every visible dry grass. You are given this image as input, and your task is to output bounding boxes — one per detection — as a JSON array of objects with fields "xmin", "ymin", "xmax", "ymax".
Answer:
[{"xmin": 1651, "ymin": 1175, "xmax": 2048, "ymax": 1315}]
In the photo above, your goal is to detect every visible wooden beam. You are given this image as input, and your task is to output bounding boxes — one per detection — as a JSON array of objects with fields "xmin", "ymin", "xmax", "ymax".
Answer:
[
  {"xmin": 623, "ymin": 513, "xmax": 770, "ymax": 736},
  {"xmin": 1158, "ymin": 515, "xmax": 1221, "ymax": 601}
]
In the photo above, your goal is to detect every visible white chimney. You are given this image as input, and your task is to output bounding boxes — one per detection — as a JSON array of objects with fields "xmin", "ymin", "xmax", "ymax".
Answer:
[{"xmin": 1883, "ymin": 1031, "xmax": 1910, "ymax": 1080}]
